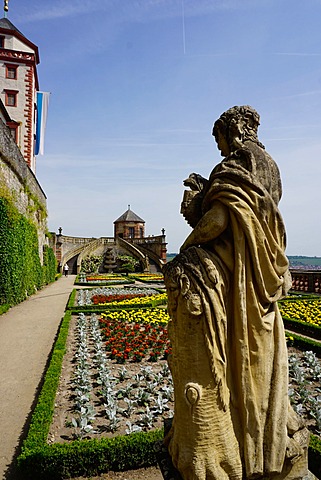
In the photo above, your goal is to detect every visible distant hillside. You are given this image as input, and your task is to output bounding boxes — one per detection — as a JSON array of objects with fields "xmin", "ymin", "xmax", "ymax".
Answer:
[
  {"xmin": 167, "ymin": 254, "xmax": 321, "ymax": 270},
  {"xmin": 288, "ymin": 256, "xmax": 321, "ymax": 270}
]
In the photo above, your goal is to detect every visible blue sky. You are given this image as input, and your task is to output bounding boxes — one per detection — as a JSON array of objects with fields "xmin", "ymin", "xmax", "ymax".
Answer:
[{"xmin": 8, "ymin": 0, "xmax": 321, "ymax": 254}]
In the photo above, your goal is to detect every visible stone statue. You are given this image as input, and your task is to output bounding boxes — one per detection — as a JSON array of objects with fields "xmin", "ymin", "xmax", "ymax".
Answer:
[{"xmin": 163, "ymin": 106, "xmax": 309, "ymax": 480}]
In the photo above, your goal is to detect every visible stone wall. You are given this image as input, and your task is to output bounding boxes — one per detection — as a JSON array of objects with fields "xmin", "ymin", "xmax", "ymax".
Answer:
[{"xmin": 0, "ymin": 117, "xmax": 47, "ymax": 261}]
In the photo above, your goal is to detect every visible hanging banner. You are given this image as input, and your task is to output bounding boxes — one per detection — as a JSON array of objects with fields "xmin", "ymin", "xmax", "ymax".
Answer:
[{"xmin": 35, "ymin": 91, "xmax": 50, "ymax": 156}]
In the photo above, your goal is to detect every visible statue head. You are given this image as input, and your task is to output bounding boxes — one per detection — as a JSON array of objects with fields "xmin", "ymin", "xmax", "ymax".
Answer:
[{"xmin": 212, "ymin": 105, "xmax": 263, "ymax": 155}]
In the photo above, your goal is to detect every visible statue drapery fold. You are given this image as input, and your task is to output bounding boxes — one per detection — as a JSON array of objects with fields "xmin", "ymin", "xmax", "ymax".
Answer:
[{"xmin": 164, "ymin": 106, "xmax": 309, "ymax": 480}]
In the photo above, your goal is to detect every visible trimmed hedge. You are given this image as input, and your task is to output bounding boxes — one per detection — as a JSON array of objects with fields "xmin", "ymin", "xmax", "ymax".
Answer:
[
  {"xmin": 17, "ymin": 307, "xmax": 162, "ymax": 479},
  {"xmin": 19, "ymin": 429, "xmax": 162, "ymax": 480},
  {"xmin": 282, "ymin": 316, "xmax": 321, "ymax": 341},
  {"xmin": 0, "ymin": 197, "xmax": 42, "ymax": 305},
  {"xmin": 285, "ymin": 331, "xmax": 321, "ymax": 356},
  {"xmin": 309, "ymin": 434, "xmax": 321, "ymax": 479},
  {"xmin": 42, "ymin": 245, "xmax": 57, "ymax": 285},
  {"xmin": 0, "ymin": 197, "xmax": 56, "ymax": 308}
]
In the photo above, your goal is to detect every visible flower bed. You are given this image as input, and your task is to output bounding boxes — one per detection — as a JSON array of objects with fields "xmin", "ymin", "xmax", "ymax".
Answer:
[
  {"xmin": 76, "ymin": 287, "xmax": 160, "ymax": 307},
  {"xmin": 129, "ymin": 273, "xmax": 164, "ymax": 283},
  {"xmin": 18, "ymin": 310, "xmax": 164, "ymax": 480},
  {"xmin": 49, "ymin": 311, "xmax": 173, "ymax": 443},
  {"xmin": 279, "ymin": 299, "xmax": 321, "ymax": 340},
  {"xmin": 75, "ymin": 274, "xmax": 135, "ymax": 286},
  {"xmin": 279, "ymin": 299, "xmax": 321, "ymax": 327},
  {"xmin": 101, "ymin": 310, "xmax": 171, "ymax": 363},
  {"xmin": 95, "ymin": 293, "xmax": 167, "ymax": 308}
]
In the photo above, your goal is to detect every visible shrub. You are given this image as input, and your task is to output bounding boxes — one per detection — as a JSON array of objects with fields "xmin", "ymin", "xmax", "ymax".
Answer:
[
  {"xmin": 0, "ymin": 197, "xmax": 56, "ymax": 306},
  {"xmin": 42, "ymin": 245, "xmax": 57, "ymax": 285},
  {"xmin": 0, "ymin": 197, "xmax": 42, "ymax": 305}
]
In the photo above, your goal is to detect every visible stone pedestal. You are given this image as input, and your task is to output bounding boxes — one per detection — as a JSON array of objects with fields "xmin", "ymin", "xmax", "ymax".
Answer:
[
  {"xmin": 155, "ymin": 440, "xmax": 182, "ymax": 480},
  {"xmin": 155, "ymin": 421, "xmax": 318, "ymax": 480}
]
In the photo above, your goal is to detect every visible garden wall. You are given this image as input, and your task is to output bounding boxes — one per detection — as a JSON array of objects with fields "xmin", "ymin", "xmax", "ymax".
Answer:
[{"xmin": 0, "ymin": 117, "xmax": 47, "ymax": 261}]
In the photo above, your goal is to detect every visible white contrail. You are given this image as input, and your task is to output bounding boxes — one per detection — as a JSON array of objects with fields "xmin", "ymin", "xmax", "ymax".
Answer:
[{"xmin": 182, "ymin": 0, "xmax": 186, "ymax": 54}]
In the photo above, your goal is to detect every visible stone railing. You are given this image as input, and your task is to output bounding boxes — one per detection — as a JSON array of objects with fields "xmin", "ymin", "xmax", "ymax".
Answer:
[{"xmin": 290, "ymin": 269, "xmax": 321, "ymax": 294}]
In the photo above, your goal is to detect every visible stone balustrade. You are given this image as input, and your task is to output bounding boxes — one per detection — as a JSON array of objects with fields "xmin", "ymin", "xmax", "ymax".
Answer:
[{"xmin": 290, "ymin": 269, "xmax": 321, "ymax": 294}]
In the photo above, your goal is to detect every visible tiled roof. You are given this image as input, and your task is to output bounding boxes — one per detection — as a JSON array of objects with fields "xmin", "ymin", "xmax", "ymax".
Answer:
[
  {"xmin": 114, "ymin": 207, "xmax": 145, "ymax": 223},
  {"xmin": 0, "ymin": 17, "xmax": 24, "ymax": 36}
]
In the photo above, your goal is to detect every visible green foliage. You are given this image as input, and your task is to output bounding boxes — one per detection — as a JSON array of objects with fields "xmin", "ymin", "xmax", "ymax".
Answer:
[
  {"xmin": 42, "ymin": 245, "xmax": 57, "ymax": 285},
  {"xmin": 117, "ymin": 255, "xmax": 140, "ymax": 274},
  {"xmin": 0, "ymin": 197, "xmax": 43, "ymax": 305},
  {"xmin": 0, "ymin": 303, "xmax": 10, "ymax": 315},
  {"xmin": 288, "ymin": 255, "xmax": 321, "ymax": 267},
  {"xmin": 309, "ymin": 434, "xmax": 321, "ymax": 479},
  {"xmin": 0, "ymin": 197, "xmax": 56, "ymax": 306},
  {"xmin": 285, "ymin": 331, "xmax": 321, "ymax": 356},
  {"xmin": 19, "ymin": 430, "xmax": 162, "ymax": 479},
  {"xmin": 81, "ymin": 255, "xmax": 103, "ymax": 274},
  {"xmin": 282, "ymin": 316, "xmax": 321, "ymax": 341}
]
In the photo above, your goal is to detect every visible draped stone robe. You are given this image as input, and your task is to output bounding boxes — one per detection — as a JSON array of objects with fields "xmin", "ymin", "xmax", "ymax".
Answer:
[{"xmin": 164, "ymin": 146, "xmax": 307, "ymax": 479}]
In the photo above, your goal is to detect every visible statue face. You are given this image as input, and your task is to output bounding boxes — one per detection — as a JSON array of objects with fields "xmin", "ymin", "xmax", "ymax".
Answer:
[
  {"xmin": 215, "ymin": 128, "xmax": 230, "ymax": 157},
  {"xmin": 166, "ymin": 278, "xmax": 180, "ymax": 316}
]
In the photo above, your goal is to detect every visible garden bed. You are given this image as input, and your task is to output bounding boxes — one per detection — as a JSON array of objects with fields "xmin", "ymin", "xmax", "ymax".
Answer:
[
  {"xmin": 75, "ymin": 274, "xmax": 135, "ymax": 287},
  {"xmin": 129, "ymin": 274, "xmax": 164, "ymax": 284},
  {"xmin": 18, "ymin": 290, "xmax": 321, "ymax": 479},
  {"xmin": 49, "ymin": 312, "xmax": 173, "ymax": 443}
]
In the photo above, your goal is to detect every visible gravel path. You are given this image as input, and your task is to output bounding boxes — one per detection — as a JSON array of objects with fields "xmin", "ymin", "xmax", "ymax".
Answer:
[{"xmin": 0, "ymin": 275, "xmax": 75, "ymax": 480}]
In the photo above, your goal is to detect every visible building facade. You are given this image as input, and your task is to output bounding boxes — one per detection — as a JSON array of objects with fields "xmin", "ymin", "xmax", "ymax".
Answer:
[
  {"xmin": 0, "ymin": 17, "xmax": 39, "ymax": 171},
  {"xmin": 114, "ymin": 206, "xmax": 145, "ymax": 240},
  {"xmin": 51, "ymin": 207, "xmax": 167, "ymax": 274}
]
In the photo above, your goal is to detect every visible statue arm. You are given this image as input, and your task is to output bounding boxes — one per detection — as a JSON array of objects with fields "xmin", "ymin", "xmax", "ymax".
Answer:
[{"xmin": 180, "ymin": 200, "xmax": 229, "ymax": 252}]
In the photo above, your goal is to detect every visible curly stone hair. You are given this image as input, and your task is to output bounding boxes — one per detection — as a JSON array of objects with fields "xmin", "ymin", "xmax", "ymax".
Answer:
[{"xmin": 212, "ymin": 105, "xmax": 265, "ymax": 151}]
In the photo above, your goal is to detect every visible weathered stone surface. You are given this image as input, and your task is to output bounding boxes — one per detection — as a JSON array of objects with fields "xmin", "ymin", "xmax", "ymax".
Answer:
[{"xmin": 163, "ymin": 106, "xmax": 310, "ymax": 479}]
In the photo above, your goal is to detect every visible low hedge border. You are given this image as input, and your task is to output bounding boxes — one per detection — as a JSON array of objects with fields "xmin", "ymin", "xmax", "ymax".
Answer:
[
  {"xmin": 282, "ymin": 316, "xmax": 321, "ymax": 340},
  {"xmin": 280, "ymin": 293, "xmax": 321, "ymax": 301},
  {"xmin": 74, "ymin": 278, "xmax": 135, "ymax": 287},
  {"xmin": 0, "ymin": 303, "xmax": 10, "ymax": 315},
  {"xmin": 130, "ymin": 278, "xmax": 164, "ymax": 284},
  {"xmin": 17, "ymin": 304, "xmax": 163, "ymax": 479},
  {"xmin": 18, "ymin": 429, "xmax": 162, "ymax": 480},
  {"xmin": 69, "ymin": 303, "xmax": 167, "ymax": 314},
  {"xmin": 285, "ymin": 330, "xmax": 321, "ymax": 356},
  {"xmin": 309, "ymin": 434, "xmax": 321, "ymax": 479}
]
